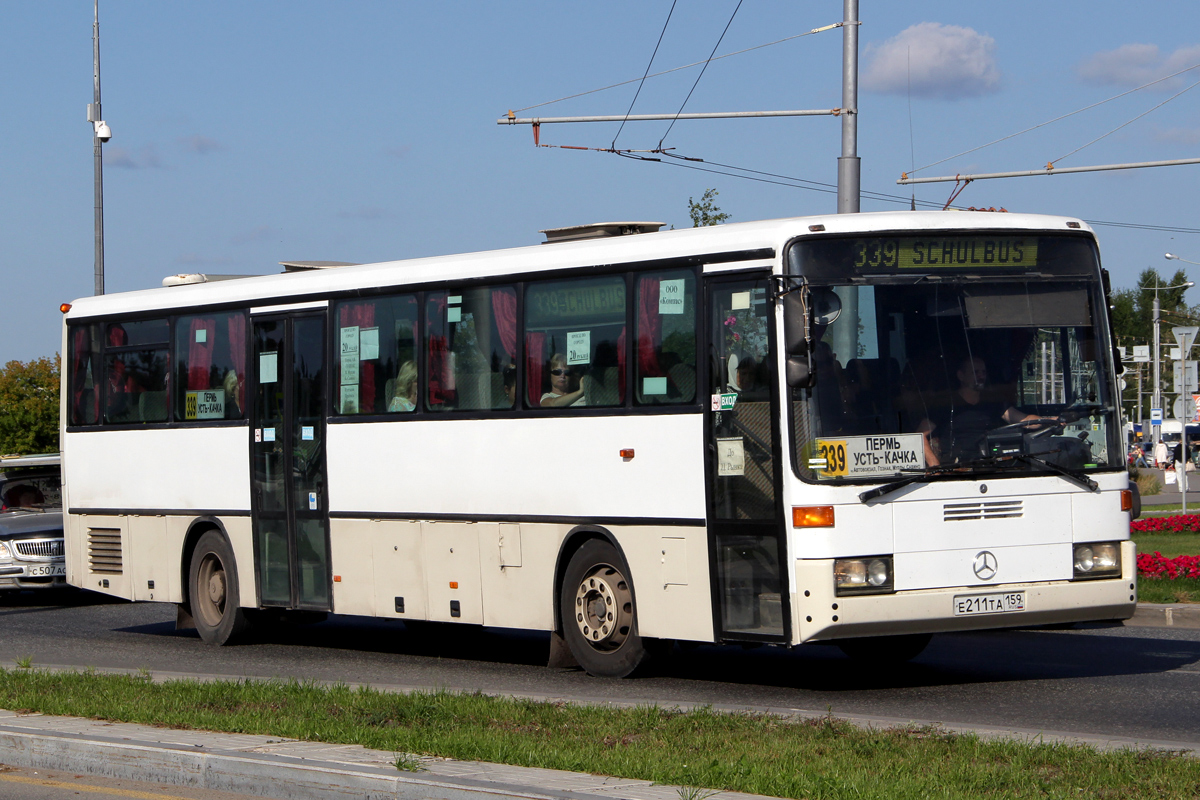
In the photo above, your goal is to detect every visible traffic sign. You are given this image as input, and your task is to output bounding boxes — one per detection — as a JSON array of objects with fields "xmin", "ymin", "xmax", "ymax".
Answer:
[
  {"xmin": 1175, "ymin": 360, "xmax": 1199, "ymax": 392},
  {"xmin": 1133, "ymin": 345, "xmax": 1151, "ymax": 363},
  {"xmin": 1174, "ymin": 395, "xmax": 1198, "ymax": 421},
  {"xmin": 1152, "ymin": 407, "xmax": 1164, "ymax": 424},
  {"xmin": 1174, "ymin": 326, "xmax": 1200, "ymax": 355}
]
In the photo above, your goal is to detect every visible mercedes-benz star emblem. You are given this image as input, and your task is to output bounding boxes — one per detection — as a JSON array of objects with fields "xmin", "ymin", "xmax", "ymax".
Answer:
[{"xmin": 973, "ymin": 550, "xmax": 998, "ymax": 581}]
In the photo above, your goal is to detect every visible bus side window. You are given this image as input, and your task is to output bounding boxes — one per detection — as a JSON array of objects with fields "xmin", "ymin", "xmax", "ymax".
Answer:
[
  {"xmin": 635, "ymin": 270, "xmax": 696, "ymax": 405},
  {"xmin": 174, "ymin": 312, "xmax": 248, "ymax": 422},
  {"xmin": 425, "ymin": 286, "xmax": 517, "ymax": 412},
  {"xmin": 335, "ymin": 294, "xmax": 417, "ymax": 415},
  {"xmin": 68, "ymin": 323, "xmax": 102, "ymax": 426},
  {"xmin": 524, "ymin": 276, "xmax": 626, "ymax": 409},
  {"xmin": 105, "ymin": 319, "xmax": 169, "ymax": 425}
]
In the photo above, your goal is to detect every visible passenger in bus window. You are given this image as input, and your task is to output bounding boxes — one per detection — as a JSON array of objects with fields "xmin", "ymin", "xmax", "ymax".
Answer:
[
  {"xmin": 388, "ymin": 361, "xmax": 418, "ymax": 412},
  {"xmin": 541, "ymin": 353, "xmax": 588, "ymax": 407},
  {"xmin": 223, "ymin": 370, "xmax": 243, "ymax": 419},
  {"xmin": 499, "ymin": 363, "xmax": 517, "ymax": 408}
]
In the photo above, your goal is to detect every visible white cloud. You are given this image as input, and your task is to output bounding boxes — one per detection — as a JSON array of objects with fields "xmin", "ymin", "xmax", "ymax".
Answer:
[
  {"xmin": 105, "ymin": 144, "xmax": 163, "ymax": 169},
  {"xmin": 179, "ymin": 135, "xmax": 225, "ymax": 154},
  {"xmin": 1077, "ymin": 43, "xmax": 1200, "ymax": 89},
  {"xmin": 1155, "ymin": 126, "xmax": 1200, "ymax": 146},
  {"xmin": 863, "ymin": 22, "xmax": 1000, "ymax": 100}
]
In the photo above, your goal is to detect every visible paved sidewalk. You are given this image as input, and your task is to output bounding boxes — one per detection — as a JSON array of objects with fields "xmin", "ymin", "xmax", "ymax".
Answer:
[{"xmin": 0, "ymin": 709, "xmax": 771, "ymax": 800}]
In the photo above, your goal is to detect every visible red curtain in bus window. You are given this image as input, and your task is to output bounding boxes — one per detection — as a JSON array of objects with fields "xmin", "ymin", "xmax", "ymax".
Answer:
[
  {"xmin": 491, "ymin": 288, "xmax": 517, "ymax": 361},
  {"xmin": 105, "ymin": 324, "xmax": 128, "ymax": 403},
  {"xmin": 525, "ymin": 332, "xmax": 545, "ymax": 403},
  {"xmin": 226, "ymin": 314, "xmax": 246, "ymax": 414},
  {"xmin": 637, "ymin": 276, "xmax": 664, "ymax": 379},
  {"xmin": 70, "ymin": 327, "xmax": 99, "ymax": 425},
  {"xmin": 187, "ymin": 318, "xmax": 216, "ymax": 390}
]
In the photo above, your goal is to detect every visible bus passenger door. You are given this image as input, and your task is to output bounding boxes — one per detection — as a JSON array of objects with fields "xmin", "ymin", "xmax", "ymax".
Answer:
[
  {"xmin": 250, "ymin": 313, "xmax": 332, "ymax": 611},
  {"xmin": 704, "ymin": 276, "xmax": 789, "ymax": 643}
]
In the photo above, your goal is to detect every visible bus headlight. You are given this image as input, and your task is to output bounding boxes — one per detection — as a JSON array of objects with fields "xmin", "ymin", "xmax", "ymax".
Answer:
[
  {"xmin": 834, "ymin": 556, "xmax": 894, "ymax": 595},
  {"xmin": 1073, "ymin": 542, "xmax": 1121, "ymax": 580}
]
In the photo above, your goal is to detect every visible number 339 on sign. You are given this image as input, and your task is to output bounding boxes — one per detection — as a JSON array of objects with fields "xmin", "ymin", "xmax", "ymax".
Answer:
[{"xmin": 816, "ymin": 439, "xmax": 848, "ymax": 476}]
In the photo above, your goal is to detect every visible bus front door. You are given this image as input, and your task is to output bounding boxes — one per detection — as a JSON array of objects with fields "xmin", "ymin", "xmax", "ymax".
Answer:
[
  {"xmin": 704, "ymin": 276, "xmax": 789, "ymax": 643},
  {"xmin": 250, "ymin": 313, "xmax": 332, "ymax": 611}
]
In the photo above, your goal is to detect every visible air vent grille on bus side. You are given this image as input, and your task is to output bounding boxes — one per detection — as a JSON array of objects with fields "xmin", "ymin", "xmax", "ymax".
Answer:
[
  {"xmin": 87, "ymin": 528, "xmax": 123, "ymax": 574},
  {"xmin": 943, "ymin": 500, "xmax": 1023, "ymax": 522}
]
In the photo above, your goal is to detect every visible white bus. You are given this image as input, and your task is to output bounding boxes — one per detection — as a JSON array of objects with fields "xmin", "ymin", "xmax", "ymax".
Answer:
[{"xmin": 60, "ymin": 211, "xmax": 1136, "ymax": 677}]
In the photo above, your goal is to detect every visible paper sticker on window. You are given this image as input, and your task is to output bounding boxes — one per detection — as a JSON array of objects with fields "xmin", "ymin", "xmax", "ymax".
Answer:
[
  {"xmin": 339, "ymin": 384, "xmax": 359, "ymax": 414},
  {"xmin": 359, "ymin": 327, "xmax": 379, "ymax": 360},
  {"xmin": 731, "ymin": 292, "xmax": 751, "ymax": 310},
  {"xmin": 340, "ymin": 327, "xmax": 360, "ymax": 385},
  {"xmin": 259, "ymin": 351, "xmax": 278, "ymax": 384},
  {"xmin": 716, "ymin": 438, "xmax": 745, "ymax": 476},
  {"xmin": 711, "ymin": 392, "xmax": 737, "ymax": 411},
  {"xmin": 195, "ymin": 328, "xmax": 207, "ymax": 344},
  {"xmin": 447, "ymin": 307, "xmax": 462, "ymax": 323},
  {"xmin": 659, "ymin": 279, "xmax": 686, "ymax": 315},
  {"xmin": 254, "ymin": 428, "xmax": 262, "ymax": 443},
  {"xmin": 264, "ymin": 427, "xmax": 276, "ymax": 442},
  {"xmin": 643, "ymin": 376, "xmax": 667, "ymax": 395},
  {"xmin": 567, "ymin": 331, "xmax": 591, "ymax": 365},
  {"xmin": 448, "ymin": 295, "xmax": 462, "ymax": 305},
  {"xmin": 308, "ymin": 491, "xmax": 318, "ymax": 511},
  {"xmin": 301, "ymin": 425, "xmax": 314, "ymax": 441},
  {"xmin": 185, "ymin": 389, "xmax": 225, "ymax": 420}
]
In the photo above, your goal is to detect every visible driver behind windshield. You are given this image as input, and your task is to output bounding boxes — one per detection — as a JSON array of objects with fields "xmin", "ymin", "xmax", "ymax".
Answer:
[{"xmin": 918, "ymin": 356, "xmax": 1050, "ymax": 466}]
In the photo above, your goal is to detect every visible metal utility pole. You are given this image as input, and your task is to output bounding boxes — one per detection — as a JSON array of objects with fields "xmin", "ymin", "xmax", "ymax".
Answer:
[
  {"xmin": 836, "ymin": 0, "xmax": 859, "ymax": 214},
  {"xmin": 87, "ymin": 0, "xmax": 108, "ymax": 296},
  {"xmin": 1153, "ymin": 294, "xmax": 1162, "ymax": 453}
]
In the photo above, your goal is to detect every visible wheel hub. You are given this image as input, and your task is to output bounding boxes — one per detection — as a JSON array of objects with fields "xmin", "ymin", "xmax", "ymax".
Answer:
[
  {"xmin": 573, "ymin": 564, "xmax": 632, "ymax": 651},
  {"xmin": 207, "ymin": 570, "xmax": 226, "ymax": 606}
]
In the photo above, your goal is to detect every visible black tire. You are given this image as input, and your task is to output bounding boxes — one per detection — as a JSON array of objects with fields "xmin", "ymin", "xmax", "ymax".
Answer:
[
  {"xmin": 188, "ymin": 530, "xmax": 250, "ymax": 645},
  {"xmin": 836, "ymin": 633, "xmax": 931, "ymax": 664},
  {"xmin": 560, "ymin": 539, "xmax": 646, "ymax": 678}
]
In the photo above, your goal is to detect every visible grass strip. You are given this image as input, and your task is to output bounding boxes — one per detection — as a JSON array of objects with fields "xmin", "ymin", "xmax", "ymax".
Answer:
[
  {"xmin": 1137, "ymin": 576, "xmax": 1200, "ymax": 604},
  {"xmin": 1133, "ymin": 532, "xmax": 1200, "ymax": 559},
  {"xmin": 0, "ymin": 668, "xmax": 1197, "ymax": 799}
]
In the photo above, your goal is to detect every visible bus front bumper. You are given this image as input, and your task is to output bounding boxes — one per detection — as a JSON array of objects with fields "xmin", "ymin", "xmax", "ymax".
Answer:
[{"xmin": 795, "ymin": 541, "xmax": 1137, "ymax": 643}]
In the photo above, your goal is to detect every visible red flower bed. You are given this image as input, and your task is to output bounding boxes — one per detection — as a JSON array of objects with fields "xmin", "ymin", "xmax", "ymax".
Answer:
[
  {"xmin": 1138, "ymin": 551, "xmax": 1200, "ymax": 580},
  {"xmin": 1131, "ymin": 514, "xmax": 1200, "ymax": 533}
]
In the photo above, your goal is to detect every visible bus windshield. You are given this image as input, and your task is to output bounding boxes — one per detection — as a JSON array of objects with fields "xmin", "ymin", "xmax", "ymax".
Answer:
[{"xmin": 787, "ymin": 233, "xmax": 1121, "ymax": 484}]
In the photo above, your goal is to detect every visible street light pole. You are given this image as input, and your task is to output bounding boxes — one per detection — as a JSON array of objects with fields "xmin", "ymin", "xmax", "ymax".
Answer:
[
  {"xmin": 1141, "ymin": 279, "xmax": 1195, "ymax": 460},
  {"xmin": 87, "ymin": 0, "xmax": 109, "ymax": 296}
]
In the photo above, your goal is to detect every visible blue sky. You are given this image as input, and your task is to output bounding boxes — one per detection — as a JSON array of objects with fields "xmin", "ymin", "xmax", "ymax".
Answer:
[{"xmin": 3, "ymin": 2, "xmax": 1200, "ymax": 362}]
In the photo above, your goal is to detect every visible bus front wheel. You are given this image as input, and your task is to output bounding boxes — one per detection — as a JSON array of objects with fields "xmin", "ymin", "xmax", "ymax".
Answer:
[
  {"xmin": 560, "ymin": 539, "xmax": 646, "ymax": 678},
  {"xmin": 188, "ymin": 530, "xmax": 249, "ymax": 645}
]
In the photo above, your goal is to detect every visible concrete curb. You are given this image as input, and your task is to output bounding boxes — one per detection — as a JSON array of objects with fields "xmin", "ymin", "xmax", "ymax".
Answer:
[
  {"xmin": 0, "ymin": 712, "xmax": 767, "ymax": 800},
  {"xmin": 1126, "ymin": 603, "xmax": 1200, "ymax": 629}
]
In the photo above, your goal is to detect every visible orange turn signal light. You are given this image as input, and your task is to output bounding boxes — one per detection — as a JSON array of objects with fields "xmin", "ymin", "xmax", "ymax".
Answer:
[
  {"xmin": 620, "ymin": 448, "xmax": 635, "ymax": 460},
  {"xmin": 333, "ymin": 575, "xmax": 342, "ymax": 582},
  {"xmin": 60, "ymin": 303, "xmax": 72, "ymax": 314},
  {"xmin": 793, "ymin": 505, "xmax": 835, "ymax": 528},
  {"xmin": 449, "ymin": 581, "xmax": 459, "ymax": 589},
  {"xmin": 1120, "ymin": 490, "xmax": 1133, "ymax": 512}
]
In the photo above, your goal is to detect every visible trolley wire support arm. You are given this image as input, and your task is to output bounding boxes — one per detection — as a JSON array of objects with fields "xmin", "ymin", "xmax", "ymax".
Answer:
[
  {"xmin": 498, "ymin": 108, "xmax": 847, "ymax": 126},
  {"xmin": 898, "ymin": 157, "xmax": 1200, "ymax": 185}
]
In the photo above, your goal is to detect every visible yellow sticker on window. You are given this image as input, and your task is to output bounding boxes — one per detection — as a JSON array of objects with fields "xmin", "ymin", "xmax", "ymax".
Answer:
[{"xmin": 816, "ymin": 439, "xmax": 848, "ymax": 477}]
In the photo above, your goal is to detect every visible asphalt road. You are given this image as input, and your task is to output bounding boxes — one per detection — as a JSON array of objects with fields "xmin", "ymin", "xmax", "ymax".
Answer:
[
  {"xmin": 2, "ymin": 589, "xmax": 1199, "ymax": 746},
  {"xmin": 0, "ymin": 765, "xmax": 263, "ymax": 800}
]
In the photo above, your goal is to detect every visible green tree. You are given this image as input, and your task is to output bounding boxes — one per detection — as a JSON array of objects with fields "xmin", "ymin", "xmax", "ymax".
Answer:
[
  {"xmin": 688, "ymin": 188, "xmax": 731, "ymax": 227},
  {"xmin": 0, "ymin": 356, "xmax": 60, "ymax": 455}
]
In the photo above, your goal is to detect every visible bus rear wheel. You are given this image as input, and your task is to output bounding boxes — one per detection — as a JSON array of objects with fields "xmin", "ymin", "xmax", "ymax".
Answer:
[
  {"xmin": 560, "ymin": 539, "xmax": 646, "ymax": 678},
  {"xmin": 188, "ymin": 530, "xmax": 249, "ymax": 645}
]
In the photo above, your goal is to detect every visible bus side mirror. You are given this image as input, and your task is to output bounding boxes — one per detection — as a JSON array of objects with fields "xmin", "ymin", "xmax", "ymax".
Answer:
[{"xmin": 783, "ymin": 292, "xmax": 807, "ymax": 355}]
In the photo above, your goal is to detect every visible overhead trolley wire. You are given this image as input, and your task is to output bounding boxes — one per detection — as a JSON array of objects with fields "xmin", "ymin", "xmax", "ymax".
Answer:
[
  {"xmin": 658, "ymin": 0, "xmax": 745, "ymax": 149},
  {"xmin": 907, "ymin": 62, "xmax": 1200, "ymax": 176},
  {"xmin": 612, "ymin": 0, "xmax": 678, "ymax": 150},
  {"xmin": 510, "ymin": 24, "xmax": 840, "ymax": 115}
]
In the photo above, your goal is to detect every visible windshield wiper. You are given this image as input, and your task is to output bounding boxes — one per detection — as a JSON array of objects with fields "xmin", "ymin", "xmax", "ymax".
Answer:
[
  {"xmin": 1013, "ymin": 452, "xmax": 1099, "ymax": 493},
  {"xmin": 858, "ymin": 458, "xmax": 1010, "ymax": 504}
]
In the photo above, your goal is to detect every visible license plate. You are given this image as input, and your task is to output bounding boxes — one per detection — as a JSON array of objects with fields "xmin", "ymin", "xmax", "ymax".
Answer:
[
  {"xmin": 953, "ymin": 591, "xmax": 1025, "ymax": 616},
  {"xmin": 25, "ymin": 564, "xmax": 65, "ymax": 577}
]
